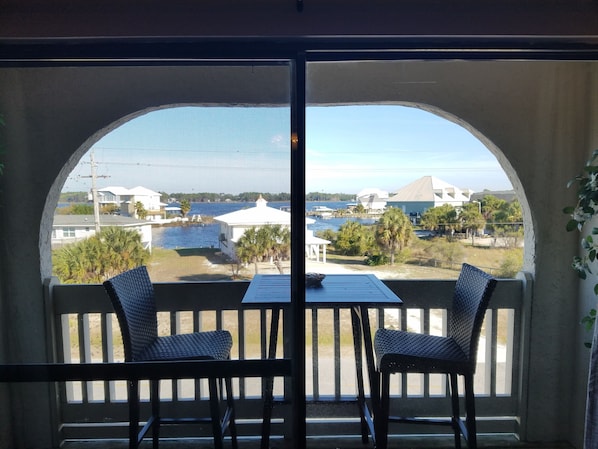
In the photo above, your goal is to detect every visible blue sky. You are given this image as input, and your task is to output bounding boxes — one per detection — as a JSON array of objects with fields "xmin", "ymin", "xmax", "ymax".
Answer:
[{"xmin": 63, "ymin": 105, "xmax": 512, "ymax": 195}]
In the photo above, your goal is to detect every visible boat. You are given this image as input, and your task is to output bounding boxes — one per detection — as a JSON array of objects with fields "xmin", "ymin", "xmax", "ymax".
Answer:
[{"xmin": 311, "ymin": 205, "xmax": 334, "ymax": 218}]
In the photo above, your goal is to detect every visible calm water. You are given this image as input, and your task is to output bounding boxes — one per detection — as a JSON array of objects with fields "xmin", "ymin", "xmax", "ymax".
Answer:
[{"xmin": 152, "ymin": 201, "xmax": 378, "ymax": 249}]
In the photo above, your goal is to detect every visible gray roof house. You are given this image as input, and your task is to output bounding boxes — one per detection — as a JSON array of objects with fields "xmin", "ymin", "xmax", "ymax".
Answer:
[
  {"xmin": 386, "ymin": 176, "xmax": 473, "ymax": 217},
  {"xmin": 52, "ymin": 214, "xmax": 153, "ymax": 251}
]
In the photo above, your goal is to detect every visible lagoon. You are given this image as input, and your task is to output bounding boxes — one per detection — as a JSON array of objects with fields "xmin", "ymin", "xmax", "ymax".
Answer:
[{"xmin": 152, "ymin": 201, "xmax": 377, "ymax": 249}]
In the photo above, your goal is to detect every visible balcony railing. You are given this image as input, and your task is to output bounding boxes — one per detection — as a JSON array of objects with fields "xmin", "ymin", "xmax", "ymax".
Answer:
[{"xmin": 45, "ymin": 273, "xmax": 530, "ymax": 445}]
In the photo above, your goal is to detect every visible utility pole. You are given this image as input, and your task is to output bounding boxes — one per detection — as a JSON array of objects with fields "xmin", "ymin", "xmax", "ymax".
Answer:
[
  {"xmin": 90, "ymin": 151, "xmax": 101, "ymax": 233},
  {"xmin": 80, "ymin": 150, "xmax": 109, "ymax": 234}
]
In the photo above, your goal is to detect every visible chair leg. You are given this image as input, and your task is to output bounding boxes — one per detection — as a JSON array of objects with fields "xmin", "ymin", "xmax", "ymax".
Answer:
[
  {"xmin": 375, "ymin": 371, "xmax": 390, "ymax": 449},
  {"xmin": 464, "ymin": 374, "xmax": 477, "ymax": 449},
  {"xmin": 225, "ymin": 376, "xmax": 238, "ymax": 449},
  {"xmin": 209, "ymin": 377, "xmax": 224, "ymax": 449},
  {"xmin": 449, "ymin": 373, "xmax": 462, "ymax": 449},
  {"xmin": 151, "ymin": 380, "xmax": 160, "ymax": 449},
  {"xmin": 128, "ymin": 380, "xmax": 140, "ymax": 449}
]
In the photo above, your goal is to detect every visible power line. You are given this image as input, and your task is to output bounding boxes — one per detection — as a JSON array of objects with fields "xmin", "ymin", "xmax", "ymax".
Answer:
[{"xmin": 87, "ymin": 159, "xmax": 500, "ymax": 173}]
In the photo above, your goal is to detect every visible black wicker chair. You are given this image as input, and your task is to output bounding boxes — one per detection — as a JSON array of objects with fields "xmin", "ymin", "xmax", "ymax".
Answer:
[
  {"xmin": 103, "ymin": 266, "xmax": 237, "ymax": 449},
  {"xmin": 374, "ymin": 263, "xmax": 497, "ymax": 449}
]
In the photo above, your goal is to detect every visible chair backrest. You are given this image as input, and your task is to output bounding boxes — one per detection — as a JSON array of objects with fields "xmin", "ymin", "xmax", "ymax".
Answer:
[
  {"xmin": 448, "ymin": 263, "xmax": 497, "ymax": 365},
  {"xmin": 103, "ymin": 266, "xmax": 158, "ymax": 362}
]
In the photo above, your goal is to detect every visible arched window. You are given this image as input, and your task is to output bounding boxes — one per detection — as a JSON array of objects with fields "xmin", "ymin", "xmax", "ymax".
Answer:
[{"xmin": 54, "ymin": 96, "xmax": 518, "ymax": 283}]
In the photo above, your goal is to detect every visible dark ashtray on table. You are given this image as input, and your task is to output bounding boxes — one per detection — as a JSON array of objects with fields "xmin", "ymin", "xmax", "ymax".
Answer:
[{"xmin": 305, "ymin": 273, "xmax": 326, "ymax": 288}]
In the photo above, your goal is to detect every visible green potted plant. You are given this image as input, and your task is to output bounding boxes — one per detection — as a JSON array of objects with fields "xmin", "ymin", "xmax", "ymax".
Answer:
[
  {"xmin": 564, "ymin": 148, "xmax": 598, "ymax": 449},
  {"xmin": 564, "ymin": 149, "xmax": 598, "ymax": 341}
]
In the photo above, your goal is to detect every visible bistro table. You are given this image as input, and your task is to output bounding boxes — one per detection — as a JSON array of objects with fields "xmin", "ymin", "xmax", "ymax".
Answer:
[{"xmin": 241, "ymin": 273, "xmax": 403, "ymax": 448}]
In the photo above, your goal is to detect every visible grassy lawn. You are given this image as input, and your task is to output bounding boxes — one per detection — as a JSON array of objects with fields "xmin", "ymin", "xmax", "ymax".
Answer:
[{"xmin": 146, "ymin": 240, "xmax": 522, "ymax": 282}]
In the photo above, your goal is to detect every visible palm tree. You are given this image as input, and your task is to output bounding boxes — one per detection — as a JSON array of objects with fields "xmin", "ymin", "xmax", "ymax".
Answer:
[
  {"xmin": 52, "ymin": 227, "xmax": 149, "ymax": 283},
  {"xmin": 354, "ymin": 203, "xmax": 366, "ymax": 214},
  {"xmin": 422, "ymin": 204, "xmax": 460, "ymax": 237},
  {"xmin": 100, "ymin": 226, "xmax": 150, "ymax": 276},
  {"xmin": 493, "ymin": 200, "xmax": 523, "ymax": 247},
  {"xmin": 134, "ymin": 201, "xmax": 148, "ymax": 219},
  {"xmin": 235, "ymin": 225, "xmax": 291, "ymax": 274},
  {"xmin": 262, "ymin": 225, "xmax": 290, "ymax": 274},
  {"xmin": 480, "ymin": 194, "xmax": 506, "ymax": 221},
  {"xmin": 460, "ymin": 203, "xmax": 486, "ymax": 245},
  {"xmin": 375, "ymin": 207, "xmax": 413, "ymax": 265},
  {"xmin": 235, "ymin": 227, "xmax": 268, "ymax": 274},
  {"xmin": 180, "ymin": 199, "xmax": 191, "ymax": 217}
]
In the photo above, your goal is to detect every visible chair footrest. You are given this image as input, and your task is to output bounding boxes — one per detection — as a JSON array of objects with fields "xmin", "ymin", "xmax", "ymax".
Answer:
[
  {"xmin": 388, "ymin": 416, "xmax": 456, "ymax": 426},
  {"xmin": 158, "ymin": 417, "xmax": 213, "ymax": 425}
]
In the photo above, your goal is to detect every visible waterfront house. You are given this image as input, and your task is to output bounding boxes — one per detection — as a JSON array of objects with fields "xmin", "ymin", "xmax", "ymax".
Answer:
[
  {"xmin": 355, "ymin": 188, "xmax": 389, "ymax": 212},
  {"xmin": 95, "ymin": 185, "xmax": 166, "ymax": 221},
  {"xmin": 386, "ymin": 176, "xmax": 474, "ymax": 218},
  {"xmin": 214, "ymin": 196, "xmax": 329, "ymax": 262},
  {"xmin": 51, "ymin": 214, "xmax": 153, "ymax": 251}
]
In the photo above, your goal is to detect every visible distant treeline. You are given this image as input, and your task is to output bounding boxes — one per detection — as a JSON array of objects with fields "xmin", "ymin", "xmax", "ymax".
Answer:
[
  {"xmin": 60, "ymin": 192, "xmax": 89, "ymax": 203},
  {"xmin": 59, "ymin": 191, "xmax": 356, "ymax": 203},
  {"xmin": 167, "ymin": 192, "xmax": 355, "ymax": 202}
]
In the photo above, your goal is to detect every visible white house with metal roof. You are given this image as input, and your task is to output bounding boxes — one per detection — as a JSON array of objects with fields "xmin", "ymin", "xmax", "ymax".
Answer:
[
  {"xmin": 214, "ymin": 196, "xmax": 330, "ymax": 262},
  {"xmin": 386, "ymin": 176, "xmax": 474, "ymax": 217},
  {"xmin": 94, "ymin": 185, "xmax": 166, "ymax": 220},
  {"xmin": 52, "ymin": 214, "xmax": 153, "ymax": 250},
  {"xmin": 355, "ymin": 188, "xmax": 389, "ymax": 212}
]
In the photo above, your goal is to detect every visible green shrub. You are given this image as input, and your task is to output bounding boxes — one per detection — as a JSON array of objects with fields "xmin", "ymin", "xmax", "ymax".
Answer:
[
  {"xmin": 496, "ymin": 249, "xmax": 523, "ymax": 278},
  {"xmin": 424, "ymin": 239, "xmax": 464, "ymax": 269},
  {"xmin": 365, "ymin": 253, "xmax": 388, "ymax": 266}
]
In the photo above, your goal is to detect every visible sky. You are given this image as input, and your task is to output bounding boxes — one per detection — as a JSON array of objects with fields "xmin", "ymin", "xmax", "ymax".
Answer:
[{"xmin": 63, "ymin": 105, "xmax": 512, "ymax": 196}]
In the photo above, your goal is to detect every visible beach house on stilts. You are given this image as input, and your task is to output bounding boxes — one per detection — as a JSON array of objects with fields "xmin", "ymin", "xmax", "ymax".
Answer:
[{"xmin": 214, "ymin": 195, "xmax": 330, "ymax": 263}]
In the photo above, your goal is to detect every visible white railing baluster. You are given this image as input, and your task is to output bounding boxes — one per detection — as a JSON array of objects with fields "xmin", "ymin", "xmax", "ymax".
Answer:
[
  {"xmin": 503, "ymin": 308, "xmax": 515, "ymax": 395},
  {"xmin": 60, "ymin": 314, "xmax": 77, "ymax": 403},
  {"xmin": 48, "ymin": 278, "xmax": 526, "ymax": 440},
  {"xmin": 78, "ymin": 313, "xmax": 93, "ymax": 402},
  {"xmin": 100, "ymin": 313, "xmax": 114, "ymax": 401}
]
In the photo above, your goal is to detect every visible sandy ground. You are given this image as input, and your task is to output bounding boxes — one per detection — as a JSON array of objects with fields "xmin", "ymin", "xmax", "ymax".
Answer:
[{"xmin": 147, "ymin": 249, "xmax": 459, "ymax": 283}]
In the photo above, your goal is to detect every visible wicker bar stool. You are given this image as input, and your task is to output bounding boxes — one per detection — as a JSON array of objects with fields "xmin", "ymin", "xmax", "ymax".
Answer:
[
  {"xmin": 374, "ymin": 263, "xmax": 497, "ymax": 449},
  {"xmin": 103, "ymin": 266, "xmax": 237, "ymax": 449}
]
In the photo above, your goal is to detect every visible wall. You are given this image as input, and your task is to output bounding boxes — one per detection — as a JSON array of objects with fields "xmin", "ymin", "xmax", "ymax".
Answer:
[
  {"xmin": 0, "ymin": 59, "xmax": 595, "ymax": 448},
  {"xmin": 0, "ymin": 0, "xmax": 597, "ymax": 38}
]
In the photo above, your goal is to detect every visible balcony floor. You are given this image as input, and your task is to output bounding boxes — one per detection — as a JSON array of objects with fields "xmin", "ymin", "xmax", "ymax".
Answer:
[{"xmin": 62, "ymin": 435, "xmax": 574, "ymax": 449}]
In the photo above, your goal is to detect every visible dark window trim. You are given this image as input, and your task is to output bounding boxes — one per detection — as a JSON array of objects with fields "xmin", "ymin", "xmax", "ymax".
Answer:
[{"xmin": 1, "ymin": 36, "xmax": 598, "ymax": 67}]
